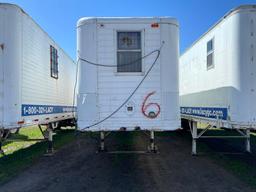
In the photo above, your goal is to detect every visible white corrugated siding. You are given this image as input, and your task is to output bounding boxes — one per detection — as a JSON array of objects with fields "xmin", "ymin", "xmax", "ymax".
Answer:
[
  {"xmin": 0, "ymin": 8, "xmax": 4, "ymax": 126},
  {"xmin": 21, "ymin": 13, "xmax": 75, "ymax": 106},
  {"xmin": 77, "ymin": 18, "xmax": 180, "ymax": 131},
  {"xmin": 97, "ymin": 24, "xmax": 162, "ymax": 128},
  {"xmin": 180, "ymin": 8, "xmax": 256, "ymax": 126}
]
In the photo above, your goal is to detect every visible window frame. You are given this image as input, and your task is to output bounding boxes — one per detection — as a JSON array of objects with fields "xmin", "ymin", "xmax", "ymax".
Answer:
[
  {"xmin": 206, "ymin": 38, "xmax": 214, "ymax": 70},
  {"xmin": 116, "ymin": 31, "xmax": 143, "ymax": 74},
  {"xmin": 50, "ymin": 45, "xmax": 59, "ymax": 79}
]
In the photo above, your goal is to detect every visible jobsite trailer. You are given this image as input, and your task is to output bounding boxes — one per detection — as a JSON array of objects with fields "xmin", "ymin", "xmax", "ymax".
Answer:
[
  {"xmin": 180, "ymin": 5, "xmax": 256, "ymax": 155},
  {"xmin": 0, "ymin": 3, "xmax": 76, "ymax": 152},
  {"xmin": 77, "ymin": 17, "xmax": 180, "ymax": 151}
]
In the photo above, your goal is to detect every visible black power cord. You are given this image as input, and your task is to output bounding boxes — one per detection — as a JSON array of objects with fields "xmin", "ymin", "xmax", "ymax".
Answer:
[{"xmin": 74, "ymin": 42, "xmax": 164, "ymax": 131}]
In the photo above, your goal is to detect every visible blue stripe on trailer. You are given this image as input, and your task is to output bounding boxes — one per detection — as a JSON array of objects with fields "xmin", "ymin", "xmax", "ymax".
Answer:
[
  {"xmin": 180, "ymin": 107, "xmax": 228, "ymax": 120},
  {"xmin": 21, "ymin": 104, "xmax": 76, "ymax": 116}
]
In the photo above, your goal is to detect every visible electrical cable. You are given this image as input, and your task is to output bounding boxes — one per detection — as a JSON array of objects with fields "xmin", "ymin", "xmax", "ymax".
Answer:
[
  {"xmin": 79, "ymin": 49, "xmax": 159, "ymax": 68},
  {"xmin": 74, "ymin": 42, "xmax": 164, "ymax": 131}
]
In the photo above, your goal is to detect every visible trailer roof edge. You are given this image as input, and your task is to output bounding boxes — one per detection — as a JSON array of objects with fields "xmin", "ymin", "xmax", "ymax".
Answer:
[
  {"xmin": 77, "ymin": 17, "xmax": 179, "ymax": 28},
  {"xmin": 0, "ymin": 3, "xmax": 76, "ymax": 64},
  {"xmin": 181, "ymin": 4, "xmax": 256, "ymax": 57}
]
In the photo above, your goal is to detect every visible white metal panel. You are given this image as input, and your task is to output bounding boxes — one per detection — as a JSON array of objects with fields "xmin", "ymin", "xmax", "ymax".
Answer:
[
  {"xmin": 238, "ymin": 10, "xmax": 256, "ymax": 123},
  {"xmin": 21, "ymin": 13, "xmax": 75, "ymax": 106},
  {"xmin": 0, "ymin": 4, "xmax": 76, "ymax": 129},
  {"xmin": 77, "ymin": 20, "xmax": 98, "ymax": 129},
  {"xmin": 20, "ymin": 8, "xmax": 76, "ymax": 126},
  {"xmin": 0, "ymin": 7, "xmax": 4, "ymax": 127},
  {"xmin": 2, "ymin": 5, "xmax": 22, "ymax": 128},
  {"xmin": 77, "ymin": 17, "xmax": 180, "ymax": 131},
  {"xmin": 160, "ymin": 20, "xmax": 179, "ymax": 121},
  {"xmin": 97, "ymin": 23, "xmax": 160, "ymax": 130},
  {"xmin": 180, "ymin": 6, "xmax": 256, "ymax": 128}
]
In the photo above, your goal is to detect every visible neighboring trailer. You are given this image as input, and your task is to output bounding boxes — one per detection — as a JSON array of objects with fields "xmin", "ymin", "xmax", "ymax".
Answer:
[
  {"xmin": 77, "ymin": 17, "xmax": 180, "ymax": 142},
  {"xmin": 180, "ymin": 5, "xmax": 256, "ymax": 154},
  {"xmin": 0, "ymin": 3, "xmax": 76, "ymax": 132}
]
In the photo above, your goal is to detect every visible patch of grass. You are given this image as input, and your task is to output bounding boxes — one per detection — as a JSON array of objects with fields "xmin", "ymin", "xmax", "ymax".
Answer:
[
  {"xmin": 0, "ymin": 126, "xmax": 46, "ymax": 157},
  {"xmin": 197, "ymin": 129, "xmax": 256, "ymax": 189},
  {"xmin": 0, "ymin": 127, "xmax": 76, "ymax": 184}
]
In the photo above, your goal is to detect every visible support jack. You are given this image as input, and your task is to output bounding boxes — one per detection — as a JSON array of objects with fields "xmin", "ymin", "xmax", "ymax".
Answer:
[
  {"xmin": 189, "ymin": 120, "xmax": 251, "ymax": 155},
  {"xmin": 98, "ymin": 131, "xmax": 107, "ymax": 152},
  {"xmin": 97, "ymin": 130, "xmax": 158, "ymax": 154},
  {"xmin": 148, "ymin": 130, "xmax": 158, "ymax": 153},
  {"xmin": 0, "ymin": 142, "xmax": 4, "ymax": 155},
  {"xmin": 44, "ymin": 124, "xmax": 55, "ymax": 156}
]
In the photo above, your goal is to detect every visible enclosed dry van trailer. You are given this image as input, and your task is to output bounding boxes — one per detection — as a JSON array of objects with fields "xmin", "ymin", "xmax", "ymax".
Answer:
[
  {"xmin": 180, "ymin": 5, "xmax": 256, "ymax": 154},
  {"xmin": 77, "ymin": 17, "xmax": 180, "ymax": 151},
  {"xmin": 0, "ymin": 3, "xmax": 76, "ymax": 151}
]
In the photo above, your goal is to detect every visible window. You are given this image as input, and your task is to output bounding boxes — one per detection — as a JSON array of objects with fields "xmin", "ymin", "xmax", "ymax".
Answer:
[
  {"xmin": 50, "ymin": 45, "xmax": 58, "ymax": 79},
  {"xmin": 207, "ymin": 39, "xmax": 214, "ymax": 69},
  {"xmin": 117, "ymin": 32, "xmax": 142, "ymax": 72}
]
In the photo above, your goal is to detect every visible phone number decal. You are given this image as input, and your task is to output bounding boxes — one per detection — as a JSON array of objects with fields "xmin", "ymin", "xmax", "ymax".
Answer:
[{"xmin": 21, "ymin": 104, "xmax": 76, "ymax": 116}]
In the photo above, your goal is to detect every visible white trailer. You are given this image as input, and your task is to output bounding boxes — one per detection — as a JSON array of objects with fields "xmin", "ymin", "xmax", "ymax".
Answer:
[
  {"xmin": 180, "ymin": 5, "xmax": 256, "ymax": 154},
  {"xmin": 77, "ymin": 17, "xmax": 180, "ymax": 151},
  {"xmin": 0, "ymin": 3, "xmax": 76, "ymax": 152}
]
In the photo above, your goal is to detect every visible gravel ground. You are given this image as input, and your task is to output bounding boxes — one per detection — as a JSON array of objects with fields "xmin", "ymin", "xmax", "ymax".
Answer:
[{"xmin": 0, "ymin": 131, "xmax": 254, "ymax": 192}]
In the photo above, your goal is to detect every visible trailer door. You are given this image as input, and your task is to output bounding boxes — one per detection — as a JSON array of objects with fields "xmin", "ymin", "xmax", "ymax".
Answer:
[{"xmin": 0, "ymin": 8, "xmax": 4, "ymax": 127}]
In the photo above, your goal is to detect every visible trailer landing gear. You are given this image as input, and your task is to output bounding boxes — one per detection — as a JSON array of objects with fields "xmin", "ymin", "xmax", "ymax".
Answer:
[
  {"xmin": 148, "ymin": 130, "xmax": 158, "ymax": 153},
  {"xmin": 0, "ymin": 129, "xmax": 11, "ymax": 155},
  {"xmin": 189, "ymin": 120, "xmax": 251, "ymax": 155},
  {"xmin": 245, "ymin": 129, "xmax": 251, "ymax": 153},
  {"xmin": 97, "ymin": 130, "xmax": 158, "ymax": 153},
  {"xmin": 43, "ymin": 124, "xmax": 54, "ymax": 156},
  {"xmin": 98, "ymin": 131, "xmax": 106, "ymax": 152},
  {"xmin": 0, "ymin": 125, "xmax": 56, "ymax": 156},
  {"xmin": 191, "ymin": 121, "xmax": 197, "ymax": 156},
  {"xmin": 0, "ymin": 141, "xmax": 4, "ymax": 155},
  {"xmin": 0, "ymin": 130, "xmax": 4, "ymax": 155}
]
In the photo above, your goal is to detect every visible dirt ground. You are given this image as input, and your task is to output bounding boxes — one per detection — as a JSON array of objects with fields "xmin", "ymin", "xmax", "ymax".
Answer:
[{"xmin": 0, "ymin": 131, "xmax": 254, "ymax": 192}]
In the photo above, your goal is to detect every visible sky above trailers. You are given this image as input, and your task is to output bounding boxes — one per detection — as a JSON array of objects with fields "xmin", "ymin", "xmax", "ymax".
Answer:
[{"xmin": 1, "ymin": 0, "xmax": 256, "ymax": 60}]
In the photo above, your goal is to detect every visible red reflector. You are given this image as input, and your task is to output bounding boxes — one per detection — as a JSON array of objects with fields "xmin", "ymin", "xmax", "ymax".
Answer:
[
  {"xmin": 151, "ymin": 23, "xmax": 159, "ymax": 28},
  {"xmin": 18, "ymin": 120, "xmax": 25, "ymax": 125}
]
